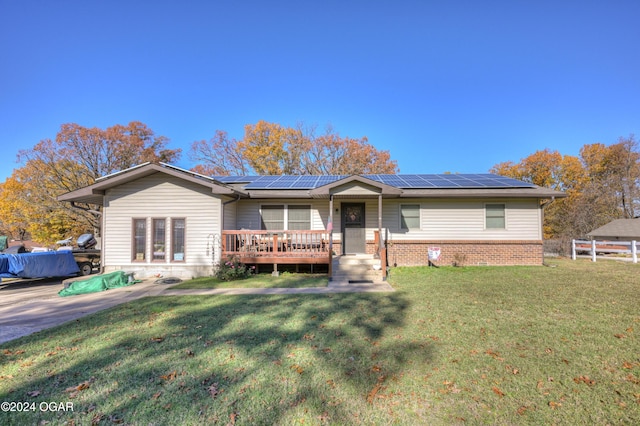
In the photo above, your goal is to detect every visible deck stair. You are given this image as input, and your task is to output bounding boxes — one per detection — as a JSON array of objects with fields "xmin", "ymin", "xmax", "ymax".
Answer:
[{"xmin": 331, "ymin": 254, "xmax": 383, "ymax": 283}]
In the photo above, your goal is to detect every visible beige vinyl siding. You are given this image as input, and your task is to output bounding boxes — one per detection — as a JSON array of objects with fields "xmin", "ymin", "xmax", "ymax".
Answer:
[
  {"xmin": 103, "ymin": 173, "xmax": 222, "ymax": 270},
  {"xmin": 383, "ymin": 199, "xmax": 541, "ymax": 240},
  {"xmin": 223, "ymin": 200, "xmax": 238, "ymax": 230}
]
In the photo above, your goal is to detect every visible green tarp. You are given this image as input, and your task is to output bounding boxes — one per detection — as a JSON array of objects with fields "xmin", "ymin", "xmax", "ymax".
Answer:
[{"xmin": 58, "ymin": 271, "xmax": 139, "ymax": 297}]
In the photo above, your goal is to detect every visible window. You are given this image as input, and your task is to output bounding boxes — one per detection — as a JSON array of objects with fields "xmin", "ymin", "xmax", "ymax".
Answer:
[
  {"xmin": 261, "ymin": 205, "xmax": 284, "ymax": 230},
  {"xmin": 172, "ymin": 218, "xmax": 185, "ymax": 261},
  {"xmin": 486, "ymin": 204, "xmax": 506, "ymax": 229},
  {"xmin": 400, "ymin": 204, "xmax": 420, "ymax": 230},
  {"xmin": 152, "ymin": 218, "xmax": 166, "ymax": 260},
  {"xmin": 133, "ymin": 217, "xmax": 185, "ymax": 262},
  {"xmin": 287, "ymin": 205, "xmax": 311, "ymax": 230},
  {"xmin": 133, "ymin": 219, "xmax": 146, "ymax": 261},
  {"xmin": 261, "ymin": 205, "xmax": 311, "ymax": 230}
]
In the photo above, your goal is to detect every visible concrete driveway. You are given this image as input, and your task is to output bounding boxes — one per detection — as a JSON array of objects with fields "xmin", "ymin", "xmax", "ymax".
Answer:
[
  {"xmin": 0, "ymin": 275, "xmax": 394, "ymax": 345},
  {"xmin": 0, "ymin": 277, "xmax": 166, "ymax": 344}
]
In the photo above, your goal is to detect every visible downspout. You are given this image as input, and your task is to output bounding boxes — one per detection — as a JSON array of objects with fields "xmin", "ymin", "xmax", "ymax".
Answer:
[{"xmin": 540, "ymin": 196, "xmax": 556, "ymax": 265}]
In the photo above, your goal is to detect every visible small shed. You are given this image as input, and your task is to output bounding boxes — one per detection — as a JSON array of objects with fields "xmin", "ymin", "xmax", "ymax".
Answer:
[{"xmin": 587, "ymin": 219, "xmax": 640, "ymax": 241}]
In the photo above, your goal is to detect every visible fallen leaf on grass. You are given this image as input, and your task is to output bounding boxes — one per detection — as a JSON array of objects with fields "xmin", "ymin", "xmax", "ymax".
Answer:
[
  {"xmin": 3, "ymin": 349, "xmax": 25, "ymax": 355},
  {"xmin": 492, "ymin": 386, "xmax": 505, "ymax": 397},
  {"xmin": 517, "ymin": 405, "xmax": 532, "ymax": 415},
  {"xmin": 290, "ymin": 365, "xmax": 304, "ymax": 374},
  {"xmin": 367, "ymin": 383, "xmax": 383, "ymax": 403},
  {"xmin": 622, "ymin": 361, "xmax": 635, "ymax": 369},
  {"xmin": 548, "ymin": 401, "xmax": 562, "ymax": 409},
  {"xmin": 160, "ymin": 371, "xmax": 177, "ymax": 381},
  {"xmin": 151, "ymin": 337, "xmax": 165, "ymax": 342},
  {"xmin": 27, "ymin": 390, "xmax": 41, "ymax": 397},
  {"xmin": 485, "ymin": 349, "xmax": 504, "ymax": 361},
  {"xmin": 207, "ymin": 383, "xmax": 220, "ymax": 398},
  {"xmin": 573, "ymin": 376, "xmax": 595, "ymax": 386},
  {"xmin": 367, "ymin": 376, "xmax": 386, "ymax": 403},
  {"xmin": 614, "ymin": 334, "xmax": 626, "ymax": 339},
  {"xmin": 65, "ymin": 379, "xmax": 93, "ymax": 398},
  {"xmin": 625, "ymin": 374, "xmax": 640, "ymax": 385}
]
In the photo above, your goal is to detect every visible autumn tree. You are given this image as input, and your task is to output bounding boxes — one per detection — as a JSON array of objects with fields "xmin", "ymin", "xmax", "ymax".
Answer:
[
  {"xmin": 189, "ymin": 130, "xmax": 250, "ymax": 176},
  {"xmin": 491, "ymin": 136, "xmax": 640, "ymax": 241},
  {"xmin": 189, "ymin": 121, "xmax": 399, "ymax": 176},
  {"xmin": 12, "ymin": 122, "xmax": 180, "ymax": 243}
]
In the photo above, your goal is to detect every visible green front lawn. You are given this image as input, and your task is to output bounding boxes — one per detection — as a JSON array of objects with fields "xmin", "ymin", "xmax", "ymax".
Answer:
[
  {"xmin": 0, "ymin": 258, "xmax": 638, "ymax": 425},
  {"xmin": 172, "ymin": 272, "xmax": 329, "ymax": 289}
]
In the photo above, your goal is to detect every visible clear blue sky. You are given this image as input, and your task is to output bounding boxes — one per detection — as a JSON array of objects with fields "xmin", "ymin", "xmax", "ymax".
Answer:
[{"xmin": 1, "ymin": 1, "xmax": 639, "ymax": 182}]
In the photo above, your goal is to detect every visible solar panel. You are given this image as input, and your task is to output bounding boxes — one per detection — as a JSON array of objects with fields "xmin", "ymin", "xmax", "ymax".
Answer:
[{"xmin": 214, "ymin": 173, "xmax": 534, "ymax": 189}]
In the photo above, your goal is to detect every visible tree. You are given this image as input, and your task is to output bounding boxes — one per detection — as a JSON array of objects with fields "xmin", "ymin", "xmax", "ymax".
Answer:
[
  {"xmin": 189, "ymin": 121, "xmax": 399, "ymax": 176},
  {"xmin": 189, "ymin": 130, "xmax": 250, "ymax": 176},
  {"xmin": 490, "ymin": 136, "xmax": 640, "ymax": 240},
  {"xmin": 14, "ymin": 122, "xmax": 180, "ymax": 243},
  {"xmin": 0, "ymin": 160, "xmax": 89, "ymax": 245}
]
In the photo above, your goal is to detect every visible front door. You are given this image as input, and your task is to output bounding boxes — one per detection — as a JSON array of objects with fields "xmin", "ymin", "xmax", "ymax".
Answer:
[{"xmin": 342, "ymin": 203, "xmax": 366, "ymax": 254}]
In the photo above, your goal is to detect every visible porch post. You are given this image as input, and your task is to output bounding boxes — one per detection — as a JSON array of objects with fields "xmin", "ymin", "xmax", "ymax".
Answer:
[
  {"xmin": 329, "ymin": 195, "xmax": 334, "ymax": 280},
  {"xmin": 377, "ymin": 194, "xmax": 382, "ymax": 256}
]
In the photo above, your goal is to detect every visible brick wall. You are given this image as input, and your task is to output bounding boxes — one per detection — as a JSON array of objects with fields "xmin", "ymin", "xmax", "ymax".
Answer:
[{"xmin": 371, "ymin": 240, "xmax": 544, "ymax": 266}]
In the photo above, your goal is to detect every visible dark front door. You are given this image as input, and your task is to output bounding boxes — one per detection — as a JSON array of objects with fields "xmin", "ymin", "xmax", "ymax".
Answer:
[{"xmin": 342, "ymin": 203, "xmax": 366, "ymax": 254}]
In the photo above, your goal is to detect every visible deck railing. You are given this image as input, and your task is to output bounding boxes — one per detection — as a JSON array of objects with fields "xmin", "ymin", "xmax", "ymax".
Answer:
[{"xmin": 221, "ymin": 230, "xmax": 331, "ymax": 264}]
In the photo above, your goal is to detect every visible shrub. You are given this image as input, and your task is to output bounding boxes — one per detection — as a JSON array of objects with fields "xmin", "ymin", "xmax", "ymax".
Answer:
[{"xmin": 215, "ymin": 256, "xmax": 254, "ymax": 281}]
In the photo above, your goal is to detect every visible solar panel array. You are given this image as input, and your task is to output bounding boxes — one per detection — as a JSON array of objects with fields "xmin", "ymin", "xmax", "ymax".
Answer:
[{"xmin": 214, "ymin": 174, "xmax": 535, "ymax": 189}]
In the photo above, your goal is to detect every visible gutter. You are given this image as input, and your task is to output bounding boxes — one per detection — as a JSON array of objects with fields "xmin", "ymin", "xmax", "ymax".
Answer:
[{"xmin": 540, "ymin": 196, "xmax": 556, "ymax": 265}]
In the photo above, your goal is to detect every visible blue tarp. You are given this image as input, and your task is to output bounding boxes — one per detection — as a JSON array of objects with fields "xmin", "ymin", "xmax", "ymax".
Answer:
[{"xmin": 0, "ymin": 251, "xmax": 80, "ymax": 279}]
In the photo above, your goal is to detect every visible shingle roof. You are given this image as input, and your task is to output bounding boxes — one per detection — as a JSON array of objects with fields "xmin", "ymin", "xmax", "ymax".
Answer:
[{"xmin": 588, "ymin": 219, "xmax": 640, "ymax": 239}]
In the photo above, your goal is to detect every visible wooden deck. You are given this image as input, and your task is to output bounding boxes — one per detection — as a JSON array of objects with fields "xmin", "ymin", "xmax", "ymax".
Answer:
[{"xmin": 221, "ymin": 230, "xmax": 331, "ymax": 264}]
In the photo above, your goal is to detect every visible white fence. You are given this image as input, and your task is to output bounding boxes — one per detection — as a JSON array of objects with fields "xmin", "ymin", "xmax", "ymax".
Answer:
[{"xmin": 572, "ymin": 239, "xmax": 638, "ymax": 263}]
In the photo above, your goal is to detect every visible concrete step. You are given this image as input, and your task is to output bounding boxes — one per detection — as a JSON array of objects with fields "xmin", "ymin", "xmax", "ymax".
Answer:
[
  {"xmin": 333, "ymin": 254, "xmax": 379, "ymax": 265},
  {"xmin": 331, "ymin": 254, "xmax": 383, "ymax": 282},
  {"xmin": 332, "ymin": 271, "xmax": 383, "ymax": 282}
]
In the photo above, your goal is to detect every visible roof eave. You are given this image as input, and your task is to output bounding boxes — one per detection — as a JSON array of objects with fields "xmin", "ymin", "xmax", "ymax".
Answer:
[{"xmin": 57, "ymin": 163, "xmax": 246, "ymax": 205}]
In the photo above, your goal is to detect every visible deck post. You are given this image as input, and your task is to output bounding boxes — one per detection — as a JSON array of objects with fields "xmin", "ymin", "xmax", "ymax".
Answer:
[
  {"xmin": 377, "ymin": 194, "xmax": 382, "ymax": 257},
  {"xmin": 571, "ymin": 239, "xmax": 576, "ymax": 260},
  {"xmin": 591, "ymin": 240, "xmax": 597, "ymax": 262},
  {"xmin": 632, "ymin": 240, "xmax": 637, "ymax": 263}
]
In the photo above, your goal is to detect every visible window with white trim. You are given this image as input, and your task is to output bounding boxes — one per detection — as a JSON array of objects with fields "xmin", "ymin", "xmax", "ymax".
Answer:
[
  {"xmin": 261, "ymin": 205, "xmax": 284, "ymax": 230},
  {"xmin": 132, "ymin": 218, "xmax": 186, "ymax": 262},
  {"xmin": 287, "ymin": 205, "xmax": 311, "ymax": 230},
  {"xmin": 400, "ymin": 204, "xmax": 420, "ymax": 230},
  {"xmin": 152, "ymin": 218, "xmax": 166, "ymax": 260},
  {"xmin": 133, "ymin": 218, "xmax": 146, "ymax": 261},
  {"xmin": 261, "ymin": 205, "xmax": 311, "ymax": 230},
  {"xmin": 485, "ymin": 204, "xmax": 506, "ymax": 229},
  {"xmin": 171, "ymin": 218, "xmax": 185, "ymax": 262}
]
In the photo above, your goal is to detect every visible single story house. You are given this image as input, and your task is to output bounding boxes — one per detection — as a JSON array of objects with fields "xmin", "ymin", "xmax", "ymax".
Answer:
[
  {"xmin": 587, "ymin": 218, "xmax": 640, "ymax": 241},
  {"xmin": 58, "ymin": 162, "xmax": 565, "ymax": 280}
]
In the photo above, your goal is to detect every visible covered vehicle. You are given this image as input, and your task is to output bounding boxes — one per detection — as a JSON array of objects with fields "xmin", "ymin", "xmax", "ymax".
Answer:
[
  {"xmin": 57, "ymin": 233, "xmax": 101, "ymax": 276},
  {"xmin": 0, "ymin": 251, "xmax": 80, "ymax": 279}
]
